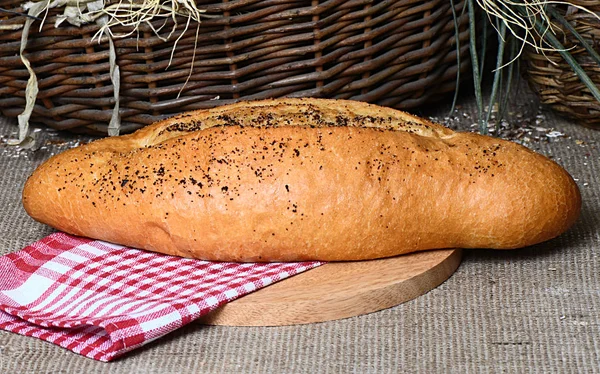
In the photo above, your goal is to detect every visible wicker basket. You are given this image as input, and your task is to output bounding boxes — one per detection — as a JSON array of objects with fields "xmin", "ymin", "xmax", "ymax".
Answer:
[
  {"xmin": 0, "ymin": 0, "xmax": 470, "ymax": 135},
  {"xmin": 522, "ymin": 0, "xmax": 600, "ymax": 128}
]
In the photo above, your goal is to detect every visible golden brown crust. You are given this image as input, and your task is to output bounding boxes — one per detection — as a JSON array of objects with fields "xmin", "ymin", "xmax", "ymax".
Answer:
[{"xmin": 22, "ymin": 98, "xmax": 581, "ymax": 261}]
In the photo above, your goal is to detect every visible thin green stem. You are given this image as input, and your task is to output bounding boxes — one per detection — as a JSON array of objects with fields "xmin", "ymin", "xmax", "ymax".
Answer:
[
  {"xmin": 498, "ymin": 37, "xmax": 517, "ymax": 122},
  {"xmin": 449, "ymin": 0, "xmax": 461, "ymax": 115},
  {"xmin": 486, "ymin": 21, "xmax": 507, "ymax": 128},
  {"xmin": 479, "ymin": 15, "xmax": 488, "ymax": 78},
  {"xmin": 0, "ymin": 7, "xmax": 42, "ymax": 20},
  {"xmin": 467, "ymin": 0, "xmax": 485, "ymax": 133}
]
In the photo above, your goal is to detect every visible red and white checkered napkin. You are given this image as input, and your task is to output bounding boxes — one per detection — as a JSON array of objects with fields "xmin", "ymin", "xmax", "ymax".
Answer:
[{"xmin": 0, "ymin": 232, "xmax": 322, "ymax": 361}]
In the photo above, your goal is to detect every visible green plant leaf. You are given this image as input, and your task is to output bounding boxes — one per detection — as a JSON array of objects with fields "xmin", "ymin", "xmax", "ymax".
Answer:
[
  {"xmin": 546, "ymin": 5, "xmax": 600, "ymax": 68},
  {"xmin": 531, "ymin": 14, "xmax": 600, "ymax": 103}
]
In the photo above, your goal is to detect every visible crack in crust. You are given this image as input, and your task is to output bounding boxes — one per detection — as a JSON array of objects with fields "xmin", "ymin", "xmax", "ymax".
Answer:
[{"xmin": 142, "ymin": 98, "xmax": 455, "ymax": 147}]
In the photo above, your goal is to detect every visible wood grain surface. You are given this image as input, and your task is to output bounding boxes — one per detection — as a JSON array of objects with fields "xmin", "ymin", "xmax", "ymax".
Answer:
[{"xmin": 198, "ymin": 249, "xmax": 462, "ymax": 326}]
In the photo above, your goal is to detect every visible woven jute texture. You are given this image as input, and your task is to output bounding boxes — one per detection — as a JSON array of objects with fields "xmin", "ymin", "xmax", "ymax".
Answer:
[{"xmin": 0, "ymin": 88, "xmax": 599, "ymax": 373}]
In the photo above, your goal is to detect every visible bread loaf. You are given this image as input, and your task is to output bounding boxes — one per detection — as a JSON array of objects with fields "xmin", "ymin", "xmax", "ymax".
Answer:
[{"xmin": 22, "ymin": 98, "xmax": 581, "ymax": 261}]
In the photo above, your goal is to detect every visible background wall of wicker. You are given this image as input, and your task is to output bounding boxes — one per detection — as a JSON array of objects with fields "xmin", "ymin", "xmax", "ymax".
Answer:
[
  {"xmin": 522, "ymin": 0, "xmax": 600, "ymax": 128},
  {"xmin": 0, "ymin": 0, "xmax": 470, "ymax": 135}
]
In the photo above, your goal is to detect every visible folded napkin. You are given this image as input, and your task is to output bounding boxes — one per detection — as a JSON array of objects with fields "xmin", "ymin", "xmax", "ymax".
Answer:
[{"xmin": 0, "ymin": 233, "xmax": 322, "ymax": 361}]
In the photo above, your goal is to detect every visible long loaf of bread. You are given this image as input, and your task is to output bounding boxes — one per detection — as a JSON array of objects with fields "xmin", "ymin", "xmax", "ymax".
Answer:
[{"xmin": 22, "ymin": 98, "xmax": 581, "ymax": 261}]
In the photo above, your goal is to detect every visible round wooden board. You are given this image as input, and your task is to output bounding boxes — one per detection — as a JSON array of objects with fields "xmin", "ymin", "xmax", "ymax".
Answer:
[{"xmin": 197, "ymin": 248, "xmax": 462, "ymax": 326}]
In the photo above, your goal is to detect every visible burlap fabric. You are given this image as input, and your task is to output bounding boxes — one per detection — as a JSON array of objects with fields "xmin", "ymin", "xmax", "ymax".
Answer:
[{"xmin": 0, "ymin": 87, "xmax": 598, "ymax": 373}]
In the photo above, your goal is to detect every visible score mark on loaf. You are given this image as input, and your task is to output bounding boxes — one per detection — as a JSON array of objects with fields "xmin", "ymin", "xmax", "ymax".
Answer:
[{"xmin": 22, "ymin": 99, "xmax": 581, "ymax": 261}]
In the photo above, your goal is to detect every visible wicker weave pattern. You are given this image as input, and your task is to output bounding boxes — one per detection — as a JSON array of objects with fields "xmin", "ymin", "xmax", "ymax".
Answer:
[
  {"xmin": 523, "ymin": 0, "xmax": 600, "ymax": 128},
  {"xmin": 0, "ymin": 0, "xmax": 469, "ymax": 135}
]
